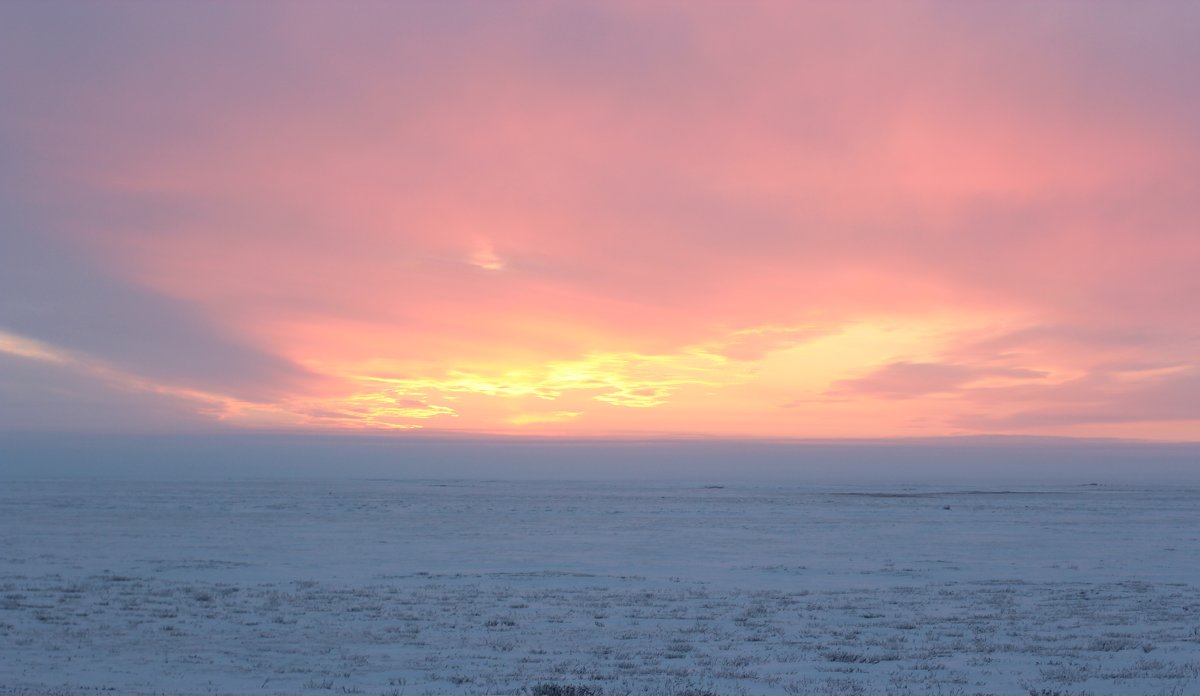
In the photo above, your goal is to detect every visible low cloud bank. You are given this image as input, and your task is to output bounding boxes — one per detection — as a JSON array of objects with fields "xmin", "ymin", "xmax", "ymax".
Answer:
[{"xmin": 2, "ymin": 432, "xmax": 1196, "ymax": 485}]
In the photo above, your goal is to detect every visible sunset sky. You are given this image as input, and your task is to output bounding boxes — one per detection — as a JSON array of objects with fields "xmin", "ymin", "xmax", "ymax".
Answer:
[{"xmin": 2, "ymin": 2, "xmax": 1198, "ymax": 441}]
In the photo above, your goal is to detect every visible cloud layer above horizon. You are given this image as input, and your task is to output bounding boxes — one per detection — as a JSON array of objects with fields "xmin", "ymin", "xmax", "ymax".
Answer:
[{"xmin": 2, "ymin": 1, "xmax": 1198, "ymax": 439}]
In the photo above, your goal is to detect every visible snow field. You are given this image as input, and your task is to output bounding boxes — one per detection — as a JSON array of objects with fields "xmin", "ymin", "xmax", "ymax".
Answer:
[{"xmin": 2, "ymin": 479, "xmax": 1198, "ymax": 695}]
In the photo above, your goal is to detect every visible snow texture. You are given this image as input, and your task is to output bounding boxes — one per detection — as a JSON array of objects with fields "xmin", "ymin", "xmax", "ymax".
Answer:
[{"xmin": 1, "ymin": 479, "xmax": 1198, "ymax": 695}]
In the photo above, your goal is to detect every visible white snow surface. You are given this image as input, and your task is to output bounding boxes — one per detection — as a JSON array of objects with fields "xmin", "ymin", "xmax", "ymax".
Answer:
[{"xmin": 1, "ymin": 479, "xmax": 1198, "ymax": 695}]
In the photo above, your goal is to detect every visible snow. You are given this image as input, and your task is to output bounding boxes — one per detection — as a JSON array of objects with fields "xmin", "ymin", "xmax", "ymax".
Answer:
[{"xmin": 1, "ymin": 479, "xmax": 1198, "ymax": 695}]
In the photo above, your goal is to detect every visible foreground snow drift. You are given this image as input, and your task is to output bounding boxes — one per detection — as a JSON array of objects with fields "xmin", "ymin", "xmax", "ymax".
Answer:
[{"xmin": 2, "ymin": 480, "xmax": 1197, "ymax": 695}]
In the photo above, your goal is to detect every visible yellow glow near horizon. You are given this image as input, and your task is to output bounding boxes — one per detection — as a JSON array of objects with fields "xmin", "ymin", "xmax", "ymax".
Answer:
[
  {"xmin": 5, "ymin": 3, "xmax": 1199, "ymax": 440},
  {"xmin": 209, "ymin": 314, "xmax": 1036, "ymax": 435}
]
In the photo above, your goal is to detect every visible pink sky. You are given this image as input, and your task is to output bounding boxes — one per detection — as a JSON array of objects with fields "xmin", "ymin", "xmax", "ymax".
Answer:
[{"xmin": 1, "ymin": 2, "xmax": 1198, "ymax": 439}]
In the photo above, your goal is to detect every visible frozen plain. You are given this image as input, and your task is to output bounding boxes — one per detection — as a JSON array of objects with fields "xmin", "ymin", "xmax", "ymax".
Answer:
[{"xmin": 1, "ymin": 479, "xmax": 1198, "ymax": 696}]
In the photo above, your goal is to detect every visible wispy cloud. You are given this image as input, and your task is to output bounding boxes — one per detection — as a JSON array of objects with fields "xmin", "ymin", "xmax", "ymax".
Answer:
[
  {"xmin": 1, "ymin": 2, "xmax": 1197, "ymax": 438},
  {"xmin": 829, "ymin": 361, "xmax": 1048, "ymax": 399}
]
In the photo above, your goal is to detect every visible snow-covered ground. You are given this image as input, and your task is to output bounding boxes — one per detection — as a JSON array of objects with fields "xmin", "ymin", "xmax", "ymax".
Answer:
[{"xmin": 1, "ymin": 479, "xmax": 1198, "ymax": 695}]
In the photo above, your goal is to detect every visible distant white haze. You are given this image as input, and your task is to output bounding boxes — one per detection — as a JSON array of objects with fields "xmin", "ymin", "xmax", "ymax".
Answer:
[{"xmin": 2, "ymin": 433, "xmax": 1196, "ymax": 485}]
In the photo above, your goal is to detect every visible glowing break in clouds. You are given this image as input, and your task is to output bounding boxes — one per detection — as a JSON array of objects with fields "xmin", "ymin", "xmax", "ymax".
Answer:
[{"xmin": 1, "ymin": 2, "xmax": 1199, "ymax": 439}]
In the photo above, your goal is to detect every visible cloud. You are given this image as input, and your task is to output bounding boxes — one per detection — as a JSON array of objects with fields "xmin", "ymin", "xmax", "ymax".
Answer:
[
  {"xmin": 829, "ymin": 361, "xmax": 1047, "ymax": 399},
  {"xmin": 468, "ymin": 239, "xmax": 506, "ymax": 271},
  {"xmin": 711, "ymin": 326, "xmax": 829, "ymax": 362},
  {"xmin": 280, "ymin": 391, "xmax": 458, "ymax": 430},
  {"xmin": 955, "ymin": 324, "xmax": 1198, "ymax": 362},
  {"xmin": 1, "ymin": 2, "xmax": 1198, "ymax": 437},
  {"xmin": 0, "ymin": 350, "xmax": 222, "ymax": 432},
  {"xmin": 0, "ymin": 227, "xmax": 319, "ymax": 403},
  {"xmin": 958, "ymin": 368, "xmax": 1200, "ymax": 430},
  {"xmin": 345, "ymin": 346, "xmax": 740, "ymax": 411},
  {"xmin": 508, "ymin": 411, "xmax": 582, "ymax": 426}
]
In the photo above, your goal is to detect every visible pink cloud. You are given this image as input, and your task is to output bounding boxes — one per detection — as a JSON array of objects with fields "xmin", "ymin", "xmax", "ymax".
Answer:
[
  {"xmin": 3, "ymin": 2, "xmax": 1198, "ymax": 437},
  {"xmin": 829, "ymin": 362, "xmax": 1048, "ymax": 399},
  {"xmin": 957, "ymin": 369, "xmax": 1200, "ymax": 430}
]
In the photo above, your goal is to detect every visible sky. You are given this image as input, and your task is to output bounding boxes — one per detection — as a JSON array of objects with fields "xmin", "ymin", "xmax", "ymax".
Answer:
[{"xmin": 2, "ymin": 2, "xmax": 1199, "ymax": 441}]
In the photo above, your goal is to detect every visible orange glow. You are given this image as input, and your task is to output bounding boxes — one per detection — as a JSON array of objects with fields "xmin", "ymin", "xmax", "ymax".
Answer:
[{"xmin": 2, "ymin": 3, "xmax": 1198, "ymax": 439}]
